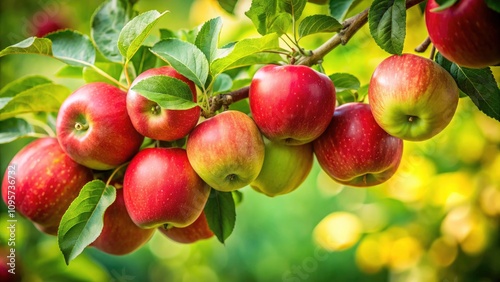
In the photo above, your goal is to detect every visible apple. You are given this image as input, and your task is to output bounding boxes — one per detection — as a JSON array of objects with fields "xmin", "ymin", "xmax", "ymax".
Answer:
[
  {"xmin": 251, "ymin": 138, "xmax": 313, "ymax": 197},
  {"xmin": 186, "ymin": 110, "xmax": 265, "ymax": 192},
  {"xmin": 91, "ymin": 187, "xmax": 155, "ymax": 255},
  {"xmin": 425, "ymin": 0, "xmax": 500, "ymax": 68},
  {"xmin": 313, "ymin": 103, "xmax": 403, "ymax": 187},
  {"xmin": 123, "ymin": 147, "xmax": 210, "ymax": 228},
  {"xmin": 159, "ymin": 211, "xmax": 214, "ymax": 244},
  {"xmin": 126, "ymin": 66, "xmax": 201, "ymax": 141},
  {"xmin": 368, "ymin": 54, "xmax": 459, "ymax": 141},
  {"xmin": 1, "ymin": 138, "xmax": 93, "ymax": 235},
  {"xmin": 249, "ymin": 64, "xmax": 336, "ymax": 145},
  {"xmin": 56, "ymin": 82, "xmax": 144, "ymax": 170}
]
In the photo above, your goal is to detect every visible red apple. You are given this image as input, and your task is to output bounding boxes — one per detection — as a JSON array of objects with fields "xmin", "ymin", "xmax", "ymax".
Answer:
[
  {"xmin": 368, "ymin": 54, "xmax": 459, "ymax": 141},
  {"xmin": 186, "ymin": 110, "xmax": 265, "ymax": 192},
  {"xmin": 56, "ymin": 82, "xmax": 144, "ymax": 170},
  {"xmin": 1, "ymin": 138, "xmax": 93, "ymax": 235},
  {"xmin": 251, "ymin": 138, "xmax": 313, "ymax": 197},
  {"xmin": 91, "ymin": 187, "xmax": 155, "ymax": 255},
  {"xmin": 425, "ymin": 0, "xmax": 500, "ymax": 68},
  {"xmin": 313, "ymin": 103, "xmax": 403, "ymax": 187},
  {"xmin": 159, "ymin": 211, "xmax": 214, "ymax": 244},
  {"xmin": 123, "ymin": 147, "xmax": 210, "ymax": 228},
  {"xmin": 249, "ymin": 64, "xmax": 336, "ymax": 145},
  {"xmin": 126, "ymin": 66, "xmax": 201, "ymax": 141}
]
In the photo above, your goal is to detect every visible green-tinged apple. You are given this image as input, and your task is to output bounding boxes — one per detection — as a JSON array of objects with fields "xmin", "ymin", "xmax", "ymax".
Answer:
[
  {"xmin": 425, "ymin": 0, "xmax": 500, "ymax": 68},
  {"xmin": 313, "ymin": 103, "xmax": 403, "ymax": 187},
  {"xmin": 127, "ymin": 66, "xmax": 201, "ymax": 141},
  {"xmin": 186, "ymin": 110, "xmax": 265, "ymax": 192},
  {"xmin": 368, "ymin": 54, "xmax": 459, "ymax": 141},
  {"xmin": 251, "ymin": 138, "xmax": 313, "ymax": 197},
  {"xmin": 56, "ymin": 82, "xmax": 144, "ymax": 170},
  {"xmin": 249, "ymin": 65, "xmax": 336, "ymax": 145},
  {"xmin": 159, "ymin": 211, "xmax": 214, "ymax": 244},
  {"xmin": 91, "ymin": 187, "xmax": 155, "ymax": 255},
  {"xmin": 123, "ymin": 148, "xmax": 210, "ymax": 228},
  {"xmin": 1, "ymin": 138, "xmax": 93, "ymax": 235}
]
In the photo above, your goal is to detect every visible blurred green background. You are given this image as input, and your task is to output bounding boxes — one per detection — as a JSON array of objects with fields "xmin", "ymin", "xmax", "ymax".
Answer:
[{"xmin": 1, "ymin": 0, "xmax": 500, "ymax": 281}]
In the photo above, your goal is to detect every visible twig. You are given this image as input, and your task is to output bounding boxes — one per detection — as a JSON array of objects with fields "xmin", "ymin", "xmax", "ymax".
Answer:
[{"xmin": 415, "ymin": 37, "xmax": 432, "ymax": 53}]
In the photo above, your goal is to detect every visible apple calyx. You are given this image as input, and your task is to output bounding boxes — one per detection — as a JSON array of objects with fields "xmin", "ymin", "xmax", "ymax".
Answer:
[
  {"xmin": 74, "ymin": 122, "xmax": 89, "ymax": 131},
  {"xmin": 151, "ymin": 104, "xmax": 161, "ymax": 115}
]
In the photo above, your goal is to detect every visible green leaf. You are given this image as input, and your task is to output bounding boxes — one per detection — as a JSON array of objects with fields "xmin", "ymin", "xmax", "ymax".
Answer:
[
  {"xmin": 284, "ymin": 0, "xmax": 307, "ymax": 20},
  {"xmin": 204, "ymin": 189, "xmax": 236, "ymax": 244},
  {"xmin": 328, "ymin": 73, "xmax": 360, "ymax": 92},
  {"xmin": 435, "ymin": 53, "xmax": 500, "ymax": 122},
  {"xmin": 91, "ymin": 0, "xmax": 132, "ymax": 62},
  {"xmin": 58, "ymin": 180, "xmax": 116, "ymax": 265},
  {"xmin": 130, "ymin": 45, "xmax": 158, "ymax": 75},
  {"xmin": 368, "ymin": 0, "xmax": 406, "ymax": 55},
  {"xmin": 83, "ymin": 62, "xmax": 123, "ymax": 86},
  {"xmin": 270, "ymin": 13, "xmax": 293, "ymax": 34},
  {"xmin": 195, "ymin": 17, "xmax": 223, "ymax": 63},
  {"xmin": 0, "ymin": 75, "xmax": 51, "ymax": 98},
  {"xmin": 432, "ymin": 0, "xmax": 458, "ymax": 11},
  {"xmin": 217, "ymin": 0, "xmax": 239, "ymax": 14},
  {"xmin": 0, "ymin": 83, "xmax": 71, "ymax": 120},
  {"xmin": 211, "ymin": 33, "xmax": 281, "ymax": 76},
  {"xmin": 231, "ymin": 190, "xmax": 244, "ymax": 206},
  {"xmin": 118, "ymin": 10, "xmax": 168, "ymax": 60},
  {"xmin": 245, "ymin": 0, "xmax": 306, "ymax": 35},
  {"xmin": 56, "ymin": 66, "xmax": 84, "ymax": 79},
  {"xmin": 131, "ymin": 76, "xmax": 198, "ymax": 110},
  {"xmin": 151, "ymin": 38, "xmax": 209, "ymax": 90},
  {"xmin": 298, "ymin": 15, "xmax": 343, "ymax": 39},
  {"xmin": 212, "ymin": 73, "xmax": 233, "ymax": 94},
  {"xmin": 159, "ymin": 28, "xmax": 177, "ymax": 39},
  {"xmin": 45, "ymin": 30, "xmax": 97, "ymax": 67},
  {"xmin": 329, "ymin": 0, "xmax": 356, "ymax": 21},
  {"xmin": 0, "ymin": 37, "xmax": 52, "ymax": 57},
  {"xmin": 0, "ymin": 118, "xmax": 35, "ymax": 144},
  {"xmin": 485, "ymin": 0, "xmax": 500, "ymax": 13}
]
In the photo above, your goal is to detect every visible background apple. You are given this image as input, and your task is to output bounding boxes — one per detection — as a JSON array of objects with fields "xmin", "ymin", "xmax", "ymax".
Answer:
[
  {"xmin": 368, "ymin": 54, "xmax": 459, "ymax": 141},
  {"xmin": 91, "ymin": 187, "xmax": 155, "ymax": 255},
  {"xmin": 186, "ymin": 110, "xmax": 265, "ymax": 192},
  {"xmin": 251, "ymin": 138, "xmax": 313, "ymax": 197},
  {"xmin": 159, "ymin": 211, "xmax": 214, "ymax": 244},
  {"xmin": 249, "ymin": 64, "xmax": 336, "ymax": 145},
  {"xmin": 56, "ymin": 82, "xmax": 144, "ymax": 170},
  {"xmin": 1, "ymin": 138, "xmax": 93, "ymax": 235},
  {"xmin": 123, "ymin": 147, "xmax": 210, "ymax": 229},
  {"xmin": 425, "ymin": 0, "xmax": 500, "ymax": 68},
  {"xmin": 127, "ymin": 66, "xmax": 201, "ymax": 141},
  {"xmin": 313, "ymin": 103, "xmax": 403, "ymax": 187}
]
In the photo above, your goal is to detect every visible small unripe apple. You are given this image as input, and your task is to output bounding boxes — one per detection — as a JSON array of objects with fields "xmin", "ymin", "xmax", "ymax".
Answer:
[
  {"xmin": 1, "ymin": 138, "xmax": 93, "ymax": 235},
  {"xmin": 91, "ymin": 187, "xmax": 155, "ymax": 255},
  {"xmin": 425, "ymin": 0, "xmax": 500, "ymax": 68},
  {"xmin": 251, "ymin": 138, "xmax": 313, "ymax": 197},
  {"xmin": 249, "ymin": 65, "xmax": 336, "ymax": 145},
  {"xmin": 368, "ymin": 54, "xmax": 459, "ymax": 141},
  {"xmin": 56, "ymin": 82, "xmax": 144, "ymax": 170},
  {"xmin": 127, "ymin": 66, "xmax": 201, "ymax": 141},
  {"xmin": 313, "ymin": 103, "xmax": 403, "ymax": 187},
  {"xmin": 124, "ymin": 147, "xmax": 210, "ymax": 228},
  {"xmin": 159, "ymin": 211, "xmax": 214, "ymax": 244},
  {"xmin": 186, "ymin": 110, "xmax": 265, "ymax": 192}
]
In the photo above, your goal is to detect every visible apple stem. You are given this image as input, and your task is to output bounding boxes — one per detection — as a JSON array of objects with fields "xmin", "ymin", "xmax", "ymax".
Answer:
[
  {"xmin": 105, "ymin": 161, "xmax": 130, "ymax": 187},
  {"xmin": 74, "ymin": 122, "xmax": 89, "ymax": 131},
  {"xmin": 415, "ymin": 37, "xmax": 431, "ymax": 53}
]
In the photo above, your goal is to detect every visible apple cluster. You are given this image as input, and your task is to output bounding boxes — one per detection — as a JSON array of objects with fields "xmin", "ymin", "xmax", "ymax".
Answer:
[{"xmin": 1, "ymin": 48, "xmax": 461, "ymax": 255}]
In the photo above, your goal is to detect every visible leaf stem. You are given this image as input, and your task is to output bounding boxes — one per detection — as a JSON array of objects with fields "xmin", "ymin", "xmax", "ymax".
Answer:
[
  {"xmin": 105, "ymin": 162, "xmax": 130, "ymax": 186},
  {"xmin": 89, "ymin": 64, "xmax": 128, "ymax": 90}
]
